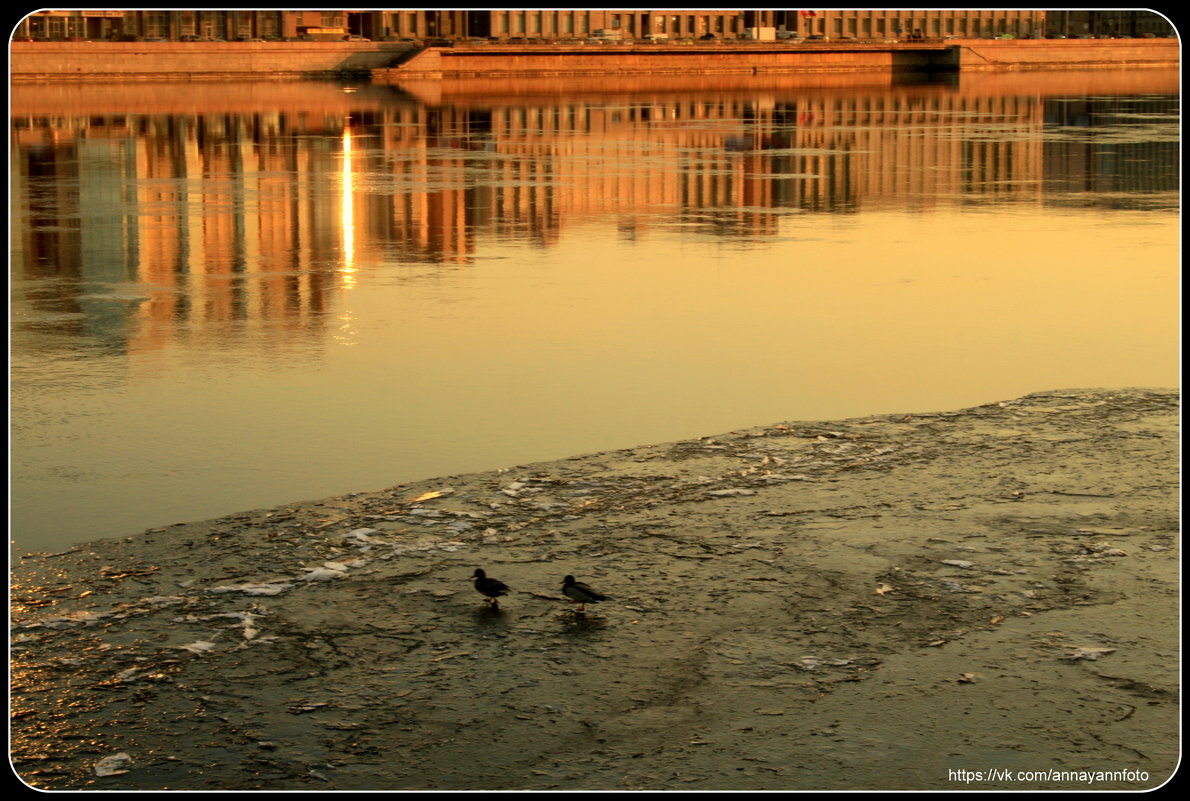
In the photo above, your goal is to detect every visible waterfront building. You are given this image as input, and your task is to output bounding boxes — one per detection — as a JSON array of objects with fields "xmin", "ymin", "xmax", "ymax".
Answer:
[
  {"xmin": 787, "ymin": 9, "xmax": 1046, "ymax": 39},
  {"xmin": 13, "ymin": 9, "xmax": 1175, "ymax": 43},
  {"xmin": 1044, "ymin": 9, "xmax": 1177, "ymax": 38}
]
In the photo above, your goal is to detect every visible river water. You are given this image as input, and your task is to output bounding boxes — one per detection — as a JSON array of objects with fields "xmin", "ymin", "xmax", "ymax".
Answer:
[{"xmin": 9, "ymin": 70, "xmax": 1179, "ymax": 553}]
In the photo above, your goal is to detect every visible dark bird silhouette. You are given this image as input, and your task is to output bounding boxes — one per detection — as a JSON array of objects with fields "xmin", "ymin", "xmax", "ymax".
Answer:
[
  {"xmin": 562, "ymin": 574, "xmax": 609, "ymax": 614},
  {"xmin": 472, "ymin": 568, "xmax": 510, "ymax": 608}
]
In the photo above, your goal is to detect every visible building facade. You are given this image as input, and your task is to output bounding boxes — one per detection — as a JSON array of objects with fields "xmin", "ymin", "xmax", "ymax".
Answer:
[
  {"xmin": 786, "ymin": 9, "xmax": 1047, "ymax": 39},
  {"xmin": 17, "ymin": 10, "xmax": 342, "ymax": 42},
  {"xmin": 14, "ymin": 9, "xmax": 1175, "ymax": 42},
  {"xmin": 1044, "ymin": 9, "xmax": 1177, "ymax": 38}
]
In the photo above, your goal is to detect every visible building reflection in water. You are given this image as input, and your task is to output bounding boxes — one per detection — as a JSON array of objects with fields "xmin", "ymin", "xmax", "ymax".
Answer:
[
  {"xmin": 10, "ymin": 72, "xmax": 1178, "ymax": 357},
  {"xmin": 9, "ymin": 72, "xmax": 1179, "ymax": 551}
]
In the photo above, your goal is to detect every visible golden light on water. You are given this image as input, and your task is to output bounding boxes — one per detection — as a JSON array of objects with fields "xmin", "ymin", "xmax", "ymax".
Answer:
[
  {"xmin": 339, "ymin": 122, "xmax": 357, "ymax": 287},
  {"xmin": 8, "ymin": 74, "xmax": 1179, "ymax": 554},
  {"xmin": 333, "ymin": 122, "xmax": 360, "ymax": 347}
]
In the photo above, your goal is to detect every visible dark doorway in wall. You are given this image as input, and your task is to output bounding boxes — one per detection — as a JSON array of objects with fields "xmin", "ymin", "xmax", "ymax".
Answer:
[
  {"xmin": 346, "ymin": 11, "xmax": 371, "ymax": 39},
  {"xmin": 468, "ymin": 11, "xmax": 491, "ymax": 38}
]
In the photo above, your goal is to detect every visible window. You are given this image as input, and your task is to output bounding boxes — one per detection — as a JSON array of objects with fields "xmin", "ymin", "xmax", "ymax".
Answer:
[
  {"xmin": 260, "ymin": 12, "xmax": 280, "ymax": 38},
  {"xmin": 231, "ymin": 11, "xmax": 251, "ymax": 38},
  {"xmin": 142, "ymin": 11, "xmax": 164, "ymax": 37},
  {"xmin": 199, "ymin": 11, "xmax": 220, "ymax": 38}
]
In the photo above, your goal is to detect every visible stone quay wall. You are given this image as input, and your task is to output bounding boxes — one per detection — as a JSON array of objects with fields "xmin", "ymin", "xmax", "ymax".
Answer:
[
  {"xmin": 9, "ymin": 38, "xmax": 1180, "ymax": 83},
  {"xmin": 377, "ymin": 42, "xmax": 950, "ymax": 81},
  {"xmin": 9, "ymin": 40, "xmax": 417, "ymax": 82},
  {"xmin": 952, "ymin": 37, "xmax": 1180, "ymax": 71}
]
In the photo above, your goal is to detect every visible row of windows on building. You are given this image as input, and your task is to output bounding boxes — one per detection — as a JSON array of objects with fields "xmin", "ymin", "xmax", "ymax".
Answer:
[
  {"xmin": 17, "ymin": 10, "xmax": 1174, "ymax": 42},
  {"xmin": 22, "ymin": 11, "xmax": 330, "ymax": 41},
  {"xmin": 372, "ymin": 9, "xmax": 1166, "ymax": 41}
]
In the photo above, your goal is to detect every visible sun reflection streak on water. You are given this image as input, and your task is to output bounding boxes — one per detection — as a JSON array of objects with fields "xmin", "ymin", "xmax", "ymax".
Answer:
[
  {"xmin": 339, "ymin": 123, "xmax": 357, "ymax": 289},
  {"xmin": 335, "ymin": 122, "xmax": 359, "ymax": 347}
]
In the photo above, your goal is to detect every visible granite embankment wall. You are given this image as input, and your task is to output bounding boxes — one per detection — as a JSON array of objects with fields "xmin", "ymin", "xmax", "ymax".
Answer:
[
  {"xmin": 378, "ymin": 38, "xmax": 1178, "ymax": 80},
  {"xmin": 953, "ymin": 37, "xmax": 1180, "ymax": 70},
  {"xmin": 8, "ymin": 41, "xmax": 416, "ymax": 81},
  {"xmin": 8, "ymin": 38, "xmax": 1179, "ymax": 83},
  {"xmin": 377, "ymin": 42, "xmax": 947, "ymax": 80}
]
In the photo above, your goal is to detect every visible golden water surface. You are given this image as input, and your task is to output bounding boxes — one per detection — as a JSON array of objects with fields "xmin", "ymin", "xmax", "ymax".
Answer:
[{"xmin": 9, "ymin": 70, "xmax": 1179, "ymax": 551}]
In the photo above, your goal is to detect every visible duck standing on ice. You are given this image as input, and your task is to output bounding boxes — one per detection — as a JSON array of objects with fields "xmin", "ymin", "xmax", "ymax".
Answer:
[
  {"xmin": 472, "ymin": 568, "xmax": 510, "ymax": 608},
  {"xmin": 562, "ymin": 574, "xmax": 609, "ymax": 615}
]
